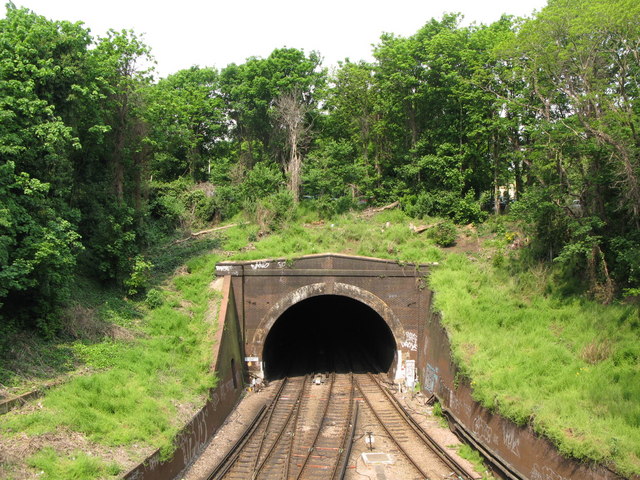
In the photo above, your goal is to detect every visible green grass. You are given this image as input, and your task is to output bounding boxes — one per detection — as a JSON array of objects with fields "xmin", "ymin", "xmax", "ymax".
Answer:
[
  {"xmin": 430, "ymin": 253, "xmax": 640, "ymax": 476},
  {"xmin": 1, "ymin": 233, "xmax": 230, "ymax": 474},
  {"xmin": 3, "ymin": 209, "xmax": 639, "ymax": 477},
  {"xmin": 230, "ymin": 211, "xmax": 640, "ymax": 475},
  {"xmin": 455, "ymin": 443, "xmax": 496, "ymax": 480},
  {"xmin": 228, "ymin": 209, "xmax": 443, "ymax": 264},
  {"xmin": 27, "ymin": 447, "xmax": 120, "ymax": 480}
]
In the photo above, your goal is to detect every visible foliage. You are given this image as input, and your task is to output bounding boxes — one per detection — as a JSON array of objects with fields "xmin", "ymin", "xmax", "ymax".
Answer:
[
  {"xmin": 1, "ymin": 239, "xmax": 222, "ymax": 463},
  {"xmin": 403, "ymin": 190, "xmax": 487, "ymax": 225},
  {"xmin": 0, "ymin": 162, "xmax": 82, "ymax": 333},
  {"xmin": 430, "ymin": 253, "xmax": 640, "ymax": 475},
  {"xmin": 245, "ymin": 189, "xmax": 296, "ymax": 232},
  {"xmin": 428, "ymin": 222, "xmax": 457, "ymax": 247},
  {"xmin": 123, "ymin": 255, "xmax": 153, "ymax": 296}
]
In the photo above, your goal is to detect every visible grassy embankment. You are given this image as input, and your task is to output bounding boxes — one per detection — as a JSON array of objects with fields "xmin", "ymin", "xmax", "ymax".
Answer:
[
  {"xmin": 1, "ymin": 208, "xmax": 639, "ymax": 478},
  {"xmin": 227, "ymin": 209, "xmax": 640, "ymax": 477},
  {"xmin": 0, "ymin": 236, "xmax": 232, "ymax": 479}
]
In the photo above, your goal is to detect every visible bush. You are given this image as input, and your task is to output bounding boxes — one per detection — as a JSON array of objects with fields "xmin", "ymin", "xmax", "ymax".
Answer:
[
  {"xmin": 428, "ymin": 221, "xmax": 457, "ymax": 247},
  {"xmin": 309, "ymin": 195, "xmax": 355, "ymax": 219},
  {"xmin": 246, "ymin": 189, "xmax": 295, "ymax": 232},
  {"xmin": 145, "ymin": 289, "xmax": 165, "ymax": 309},
  {"xmin": 402, "ymin": 190, "xmax": 486, "ymax": 224},
  {"xmin": 123, "ymin": 255, "xmax": 154, "ymax": 296},
  {"xmin": 240, "ymin": 162, "xmax": 285, "ymax": 202}
]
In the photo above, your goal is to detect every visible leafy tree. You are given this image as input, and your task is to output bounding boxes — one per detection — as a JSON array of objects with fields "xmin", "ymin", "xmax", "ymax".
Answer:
[
  {"xmin": 0, "ymin": 162, "xmax": 82, "ymax": 333},
  {"xmin": 0, "ymin": 5, "xmax": 88, "ymax": 331},
  {"xmin": 506, "ymin": 0, "xmax": 640, "ymax": 295},
  {"xmin": 144, "ymin": 66, "xmax": 227, "ymax": 182},
  {"xmin": 219, "ymin": 48, "xmax": 325, "ymax": 194}
]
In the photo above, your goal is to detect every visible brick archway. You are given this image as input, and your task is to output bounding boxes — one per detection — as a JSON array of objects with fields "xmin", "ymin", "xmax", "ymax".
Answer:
[{"xmin": 251, "ymin": 282, "xmax": 405, "ymax": 350}]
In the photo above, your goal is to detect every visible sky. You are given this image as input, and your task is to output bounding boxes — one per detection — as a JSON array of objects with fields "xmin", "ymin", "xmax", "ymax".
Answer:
[{"xmin": 7, "ymin": 0, "xmax": 548, "ymax": 79}]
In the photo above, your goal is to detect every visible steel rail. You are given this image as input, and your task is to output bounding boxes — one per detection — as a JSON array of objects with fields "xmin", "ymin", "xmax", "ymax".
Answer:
[
  {"xmin": 283, "ymin": 374, "xmax": 311, "ymax": 480},
  {"xmin": 333, "ymin": 374, "xmax": 357, "ymax": 480},
  {"xmin": 207, "ymin": 378, "xmax": 289, "ymax": 480},
  {"xmin": 367, "ymin": 373, "xmax": 474, "ymax": 480},
  {"xmin": 355, "ymin": 375, "xmax": 432, "ymax": 480},
  {"xmin": 206, "ymin": 404, "xmax": 267, "ymax": 480},
  {"xmin": 252, "ymin": 375, "xmax": 309, "ymax": 480},
  {"xmin": 293, "ymin": 372, "xmax": 336, "ymax": 480}
]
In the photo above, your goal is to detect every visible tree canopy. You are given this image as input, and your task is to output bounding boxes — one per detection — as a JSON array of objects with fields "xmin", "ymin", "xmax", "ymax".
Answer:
[{"xmin": 1, "ymin": 0, "xmax": 639, "ymax": 333}]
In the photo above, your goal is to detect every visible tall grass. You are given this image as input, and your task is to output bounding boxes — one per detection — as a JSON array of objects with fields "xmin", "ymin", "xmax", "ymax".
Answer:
[
  {"xmin": 230, "ymin": 209, "xmax": 443, "ymax": 264},
  {"xmin": 27, "ymin": 447, "xmax": 120, "ymax": 480},
  {"xmin": 430, "ymin": 253, "xmax": 640, "ymax": 476},
  {"xmin": 1, "ymin": 240, "xmax": 225, "ymax": 477},
  {"xmin": 4, "ymin": 209, "xmax": 639, "ymax": 477}
]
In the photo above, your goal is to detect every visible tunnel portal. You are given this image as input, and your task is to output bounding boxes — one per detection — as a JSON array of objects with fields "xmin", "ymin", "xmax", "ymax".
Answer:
[{"xmin": 262, "ymin": 295, "xmax": 397, "ymax": 380}]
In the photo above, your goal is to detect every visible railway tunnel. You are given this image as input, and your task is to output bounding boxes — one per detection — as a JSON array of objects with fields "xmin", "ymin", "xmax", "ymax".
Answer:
[
  {"xmin": 129, "ymin": 252, "xmax": 625, "ymax": 480},
  {"xmin": 215, "ymin": 254, "xmax": 429, "ymax": 383},
  {"xmin": 262, "ymin": 294, "xmax": 397, "ymax": 379},
  {"xmin": 123, "ymin": 253, "xmax": 627, "ymax": 480}
]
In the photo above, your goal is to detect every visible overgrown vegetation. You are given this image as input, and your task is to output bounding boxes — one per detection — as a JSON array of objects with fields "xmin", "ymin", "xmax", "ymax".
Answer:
[
  {"xmin": 430, "ymin": 251, "xmax": 640, "ymax": 476},
  {"xmin": 0, "ymin": 234, "xmax": 228, "ymax": 478},
  {"xmin": 2, "ymin": 0, "xmax": 640, "ymax": 477},
  {"xmin": 2, "ymin": 210, "xmax": 639, "ymax": 477},
  {"xmin": 3, "ymin": 0, "xmax": 639, "ymax": 337},
  {"xmin": 27, "ymin": 447, "xmax": 121, "ymax": 480}
]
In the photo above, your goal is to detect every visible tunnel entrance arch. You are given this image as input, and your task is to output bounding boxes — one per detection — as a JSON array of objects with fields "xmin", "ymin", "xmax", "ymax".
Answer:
[
  {"xmin": 252, "ymin": 282, "xmax": 407, "ymax": 347},
  {"xmin": 215, "ymin": 254, "xmax": 431, "ymax": 384},
  {"xmin": 262, "ymin": 294, "xmax": 398, "ymax": 380},
  {"xmin": 253, "ymin": 283, "xmax": 405, "ymax": 381}
]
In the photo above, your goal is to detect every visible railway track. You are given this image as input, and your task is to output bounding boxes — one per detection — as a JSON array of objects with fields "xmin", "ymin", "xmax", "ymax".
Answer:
[
  {"xmin": 354, "ymin": 372, "xmax": 474, "ymax": 480},
  {"xmin": 207, "ymin": 371, "xmax": 473, "ymax": 480},
  {"xmin": 208, "ymin": 373, "xmax": 357, "ymax": 480}
]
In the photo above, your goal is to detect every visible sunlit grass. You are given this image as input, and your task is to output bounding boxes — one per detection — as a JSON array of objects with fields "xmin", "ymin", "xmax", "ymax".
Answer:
[
  {"xmin": 27, "ymin": 447, "xmax": 120, "ymax": 480},
  {"xmin": 430, "ymin": 253, "xmax": 640, "ymax": 475},
  {"xmin": 1, "ymin": 239, "xmax": 225, "ymax": 472},
  {"xmin": 3, "ymin": 209, "xmax": 639, "ymax": 477}
]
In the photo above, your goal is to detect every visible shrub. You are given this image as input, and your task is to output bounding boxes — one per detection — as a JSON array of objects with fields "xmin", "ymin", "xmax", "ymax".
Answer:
[
  {"xmin": 428, "ymin": 221, "xmax": 457, "ymax": 247},
  {"xmin": 246, "ymin": 189, "xmax": 295, "ymax": 232},
  {"xmin": 145, "ymin": 289, "xmax": 164, "ymax": 309},
  {"xmin": 124, "ymin": 255, "xmax": 154, "ymax": 296},
  {"xmin": 402, "ymin": 190, "xmax": 486, "ymax": 224}
]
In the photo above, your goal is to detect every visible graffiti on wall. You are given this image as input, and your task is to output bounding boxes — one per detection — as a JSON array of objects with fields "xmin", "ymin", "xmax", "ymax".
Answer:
[
  {"xmin": 424, "ymin": 363, "xmax": 439, "ymax": 393},
  {"xmin": 502, "ymin": 423, "xmax": 521, "ymax": 457},
  {"xmin": 531, "ymin": 464, "xmax": 570, "ymax": 480},
  {"xmin": 250, "ymin": 261, "xmax": 270, "ymax": 270},
  {"xmin": 401, "ymin": 331, "xmax": 418, "ymax": 351},
  {"xmin": 472, "ymin": 416, "xmax": 499, "ymax": 446}
]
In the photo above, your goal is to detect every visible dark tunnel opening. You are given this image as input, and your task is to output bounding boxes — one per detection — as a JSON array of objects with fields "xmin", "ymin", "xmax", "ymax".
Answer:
[{"xmin": 262, "ymin": 295, "xmax": 397, "ymax": 380}]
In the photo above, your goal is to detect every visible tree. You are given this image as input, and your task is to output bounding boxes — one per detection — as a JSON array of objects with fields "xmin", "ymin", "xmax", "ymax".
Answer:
[
  {"xmin": 506, "ymin": 0, "xmax": 640, "ymax": 296},
  {"xmin": 274, "ymin": 90, "xmax": 309, "ymax": 201},
  {"xmin": 0, "ymin": 5, "xmax": 90, "ymax": 331},
  {"xmin": 144, "ymin": 66, "xmax": 227, "ymax": 182}
]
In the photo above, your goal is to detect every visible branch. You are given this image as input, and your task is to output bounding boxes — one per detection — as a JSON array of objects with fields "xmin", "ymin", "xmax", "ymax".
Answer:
[{"xmin": 173, "ymin": 223, "xmax": 238, "ymax": 244}]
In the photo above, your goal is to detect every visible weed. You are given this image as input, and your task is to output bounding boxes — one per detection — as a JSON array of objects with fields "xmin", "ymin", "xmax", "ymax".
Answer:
[
  {"xmin": 145, "ymin": 288, "xmax": 165, "ymax": 309},
  {"xmin": 455, "ymin": 444, "xmax": 496, "ymax": 479},
  {"xmin": 430, "ymin": 253, "xmax": 640, "ymax": 476},
  {"xmin": 27, "ymin": 447, "xmax": 120, "ymax": 480},
  {"xmin": 431, "ymin": 401, "xmax": 449, "ymax": 429},
  {"xmin": 1, "ymin": 233, "xmax": 225, "ymax": 465}
]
